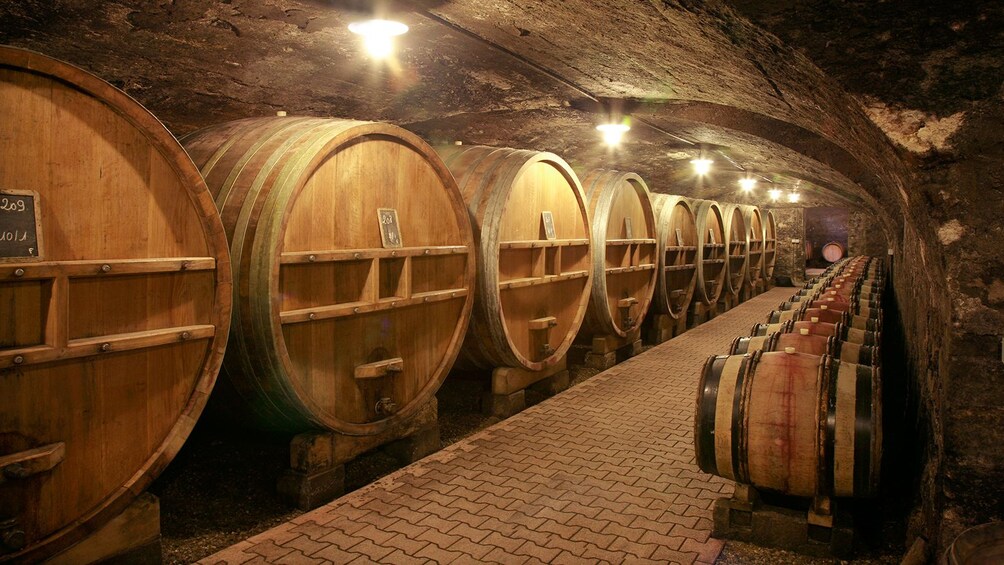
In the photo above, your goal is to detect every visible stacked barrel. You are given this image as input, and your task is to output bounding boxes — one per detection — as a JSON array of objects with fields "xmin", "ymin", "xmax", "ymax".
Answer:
[{"xmin": 695, "ymin": 256, "xmax": 885, "ymax": 509}]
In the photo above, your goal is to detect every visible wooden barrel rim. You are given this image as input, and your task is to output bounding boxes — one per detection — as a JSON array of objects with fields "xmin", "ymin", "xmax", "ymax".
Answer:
[
  {"xmin": 0, "ymin": 46, "xmax": 232, "ymax": 562},
  {"xmin": 582, "ymin": 170, "xmax": 657, "ymax": 337}
]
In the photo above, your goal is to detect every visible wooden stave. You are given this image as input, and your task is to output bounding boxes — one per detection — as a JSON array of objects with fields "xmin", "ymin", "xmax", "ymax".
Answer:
[
  {"xmin": 0, "ymin": 46, "xmax": 232, "ymax": 562},
  {"xmin": 694, "ymin": 351, "xmax": 882, "ymax": 498},
  {"xmin": 691, "ymin": 199, "xmax": 727, "ymax": 305},
  {"xmin": 650, "ymin": 194, "xmax": 697, "ymax": 319},
  {"xmin": 182, "ymin": 117, "xmax": 476, "ymax": 434},
  {"xmin": 578, "ymin": 170, "xmax": 658, "ymax": 339},
  {"xmin": 720, "ymin": 203, "xmax": 749, "ymax": 298},
  {"xmin": 436, "ymin": 145, "xmax": 592, "ymax": 371}
]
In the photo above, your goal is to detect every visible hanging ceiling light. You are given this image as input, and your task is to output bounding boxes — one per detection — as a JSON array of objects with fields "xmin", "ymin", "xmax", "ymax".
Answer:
[
  {"xmin": 788, "ymin": 190, "xmax": 801, "ymax": 203},
  {"xmin": 738, "ymin": 177, "xmax": 757, "ymax": 192},
  {"xmin": 348, "ymin": 19, "xmax": 409, "ymax": 59},
  {"xmin": 690, "ymin": 158, "xmax": 713, "ymax": 175},
  {"xmin": 596, "ymin": 123, "xmax": 630, "ymax": 146},
  {"xmin": 768, "ymin": 188, "xmax": 782, "ymax": 202}
]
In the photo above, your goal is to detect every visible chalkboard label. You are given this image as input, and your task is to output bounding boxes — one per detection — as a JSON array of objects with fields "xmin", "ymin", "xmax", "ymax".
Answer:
[
  {"xmin": 377, "ymin": 208, "xmax": 402, "ymax": 248},
  {"xmin": 541, "ymin": 211, "xmax": 556, "ymax": 240},
  {"xmin": 0, "ymin": 190, "xmax": 42, "ymax": 260},
  {"xmin": 623, "ymin": 217, "xmax": 633, "ymax": 240}
]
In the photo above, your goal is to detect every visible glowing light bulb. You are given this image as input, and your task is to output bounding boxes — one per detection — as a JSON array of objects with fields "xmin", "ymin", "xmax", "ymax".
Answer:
[
  {"xmin": 349, "ymin": 19, "xmax": 409, "ymax": 59},
  {"xmin": 788, "ymin": 191, "xmax": 801, "ymax": 203},
  {"xmin": 691, "ymin": 158, "xmax": 713, "ymax": 175},
  {"xmin": 739, "ymin": 177, "xmax": 757, "ymax": 192},
  {"xmin": 596, "ymin": 123, "xmax": 630, "ymax": 146},
  {"xmin": 768, "ymin": 188, "xmax": 782, "ymax": 201}
]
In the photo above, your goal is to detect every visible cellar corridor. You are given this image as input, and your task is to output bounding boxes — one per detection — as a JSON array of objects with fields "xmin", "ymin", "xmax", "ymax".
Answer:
[{"xmin": 201, "ymin": 287, "xmax": 793, "ymax": 565}]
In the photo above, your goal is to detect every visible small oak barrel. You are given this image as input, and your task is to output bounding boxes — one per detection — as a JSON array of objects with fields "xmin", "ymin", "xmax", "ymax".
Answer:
[
  {"xmin": 0, "ymin": 47, "xmax": 232, "ymax": 561},
  {"xmin": 730, "ymin": 331, "xmax": 878, "ymax": 365},
  {"xmin": 751, "ymin": 320, "xmax": 879, "ymax": 346},
  {"xmin": 650, "ymin": 194, "xmax": 697, "ymax": 320},
  {"xmin": 741, "ymin": 205, "xmax": 764, "ymax": 289},
  {"xmin": 720, "ymin": 203, "xmax": 749, "ymax": 299},
  {"xmin": 691, "ymin": 199, "xmax": 727, "ymax": 305},
  {"xmin": 695, "ymin": 351, "xmax": 882, "ymax": 498},
  {"xmin": 763, "ymin": 209, "xmax": 778, "ymax": 280},
  {"xmin": 821, "ymin": 242, "xmax": 846, "ymax": 263},
  {"xmin": 436, "ymin": 145, "xmax": 591, "ymax": 371},
  {"xmin": 578, "ymin": 170, "xmax": 657, "ymax": 339},
  {"xmin": 182, "ymin": 117, "xmax": 476, "ymax": 433},
  {"xmin": 944, "ymin": 522, "xmax": 1004, "ymax": 565}
]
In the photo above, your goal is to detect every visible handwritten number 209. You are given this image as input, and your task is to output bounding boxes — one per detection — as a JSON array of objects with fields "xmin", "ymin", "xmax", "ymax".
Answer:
[{"xmin": 0, "ymin": 197, "xmax": 27, "ymax": 212}]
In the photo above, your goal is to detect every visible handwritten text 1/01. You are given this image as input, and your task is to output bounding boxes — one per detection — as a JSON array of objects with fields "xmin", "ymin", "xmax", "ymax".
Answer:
[
  {"xmin": 0, "ymin": 230, "xmax": 31, "ymax": 242},
  {"xmin": 0, "ymin": 197, "xmax": 27, "ymax": 212}
]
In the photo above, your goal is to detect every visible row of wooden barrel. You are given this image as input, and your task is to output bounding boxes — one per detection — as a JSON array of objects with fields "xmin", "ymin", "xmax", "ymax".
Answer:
[
  {"xmin": 0, "ymin": 47, "xmax": 775, "ymax": 560},
  {"xmin": 695, "ymin": 256, "xmax": 886, "ymax": 503}
]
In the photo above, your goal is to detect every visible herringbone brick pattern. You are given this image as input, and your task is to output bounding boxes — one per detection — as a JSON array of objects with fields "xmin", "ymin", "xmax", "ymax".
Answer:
[{"xmin": 203, "ymin": 287, "xmax": 791, "ymax": 564}]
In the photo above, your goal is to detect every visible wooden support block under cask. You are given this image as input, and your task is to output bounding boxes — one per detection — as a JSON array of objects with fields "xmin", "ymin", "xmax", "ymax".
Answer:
[
  {"xmin": 644, "ymin": 312, "xmax": 688, "ymax": 344},
  {"xmin": 688, "ymin": 300, "xmax": 719, "ymax": 328},
  {"xmin": 584, "ymin": 331, "xmax": 643, "ymax": 370},
  {"xmin": 712, "ymin": 493, "xmax": 856, "ymax": 559},
  {"xmin": 486, "ymin": 358, "xmax": 569, "ymax": 417},
  {"xmin": 278, "ymin": 399, "xmax": 440, "ymax": 510}
]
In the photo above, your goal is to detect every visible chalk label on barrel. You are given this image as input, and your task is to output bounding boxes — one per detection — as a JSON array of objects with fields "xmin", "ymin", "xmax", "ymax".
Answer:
[
  {"xmin": 800, "ymin": 328, "xmax": 809, "ymax": 335},
  {"xmin": 541, "ymin": 210, "xmax": 556, "ymax": 240},
  {"xmin": 377, "ymin": 208, "xmax": 403, "ymax": 248},
  {"xmin": 811, "ymin": 316, "xmax": 819, "ymax": 323},
  {"xmin": 0, "ymin": 189, "xmax": 43, "ymax": 260}
]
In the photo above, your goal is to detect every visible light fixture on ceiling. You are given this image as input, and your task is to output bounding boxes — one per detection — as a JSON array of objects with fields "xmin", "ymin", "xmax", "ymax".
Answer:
[
  {"xmin": 738, "ymin": 177, "xmax": 757, "ymax": 192},
  {"xmin": 690, "ymin": 157, "xmax": 713, "ymax": 176},
  {"xmin": 596, "ymin": 122, "xmax": 630, "ymax": 146},
  {"xmin": 788, "ymin": 190, "xmax": 801, "ymax": 203},
  {"xmin": 348, "ymin": 19, "xmax": 409, "ymax": 59},
  {"xmin": 768, "ymin": 188, "xmax": 782, "ymax": 202}
]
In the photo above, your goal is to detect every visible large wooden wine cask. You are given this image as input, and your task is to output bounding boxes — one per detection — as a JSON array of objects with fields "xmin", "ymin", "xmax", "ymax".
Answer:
[
  {"xmin": 436, "ymin": 145, "xmax": 591, "ymax": 371},
  {"xmin": 720, "ymin": 204, "xmax": 749, "ymax": 299},
  {"xmin": 0, "ymin": 47, "xmax": 231, "ymax": 561},
  {"xmin": 741, "ymin": 205, "xmax": 764, "ymax": 289},
  {"xmin": 650, "ymin": 194, "xmax": 697, "ymax": 320},
  {"xmin": 763, "ymin": 209, "xmax": 778, "ymax": 280},
  {"xmin": 691, "ymin": 199, "xmax": 727, "ymax": 305},
  {"xmin": 695, "ymin": 351, "xmax": 882, "ymax": 498},
  {"xmin": 182, "ymin": 117, "xmax": 475, "ymax": 433},
  {"xmin": 578, "ymin": 170, "xmax": 657, "ymax": 339}
]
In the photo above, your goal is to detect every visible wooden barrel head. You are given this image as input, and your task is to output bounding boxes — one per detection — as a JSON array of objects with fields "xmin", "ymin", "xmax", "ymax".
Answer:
[
  {"xmin": 822, "ymin": 242, "xmax": 846, "ymax": 263},
  {"xmin": 437, "ymin": 146, "xmax": 591, "ymax": 371},
  {"xmin": 0, "ymin": 47, "xmax": 231, "ymax": 560},
  {"xmin": 720, "ymin": 204, "xmax": 748, "ymax": 298},
  {"xmin": 692, "ymin": 199, "xmax": 727, "ymax": 305},
  {"xmin": 763, "ymin": 210, "xmax": 777, "ymax": 279},
  {"xmin": 651, "ymin": 194, "xmax": 697, "ymax": 319},
  {"xmin": 741, "ymin": 205, "xmax": 764, "ymax": 286},
  {"xmin": 579, "ymin": 170, "xmax": 657, "ymax": 338},
  {"xmin": 183, "ymin": 118, "xmax": 475, "ymax": 434}
]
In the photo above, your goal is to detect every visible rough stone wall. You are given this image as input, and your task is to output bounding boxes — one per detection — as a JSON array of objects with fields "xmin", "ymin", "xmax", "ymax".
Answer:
[
  {"xmin": 925, "ymin": 96, "xmax": 1004, "ymax": 548},
  {"xmin": 848, "ymin": 210, "xmax": 889, "ymax": 258},
  {"xmin": 766, "ymin": 207, "xmax": 805, "ymax": 285}
]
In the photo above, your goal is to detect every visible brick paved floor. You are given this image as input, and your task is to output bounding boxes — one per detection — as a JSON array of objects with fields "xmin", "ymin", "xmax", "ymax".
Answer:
[{"xmin": 202, "ymin": 287, "xmax": 792, "ymax": 565}]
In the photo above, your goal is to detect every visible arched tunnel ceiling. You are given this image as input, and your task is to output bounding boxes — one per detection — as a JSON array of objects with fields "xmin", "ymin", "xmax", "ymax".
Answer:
[{"xmin": 0, "ymin": 0, "xmax": 908, "ymax": 210}]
